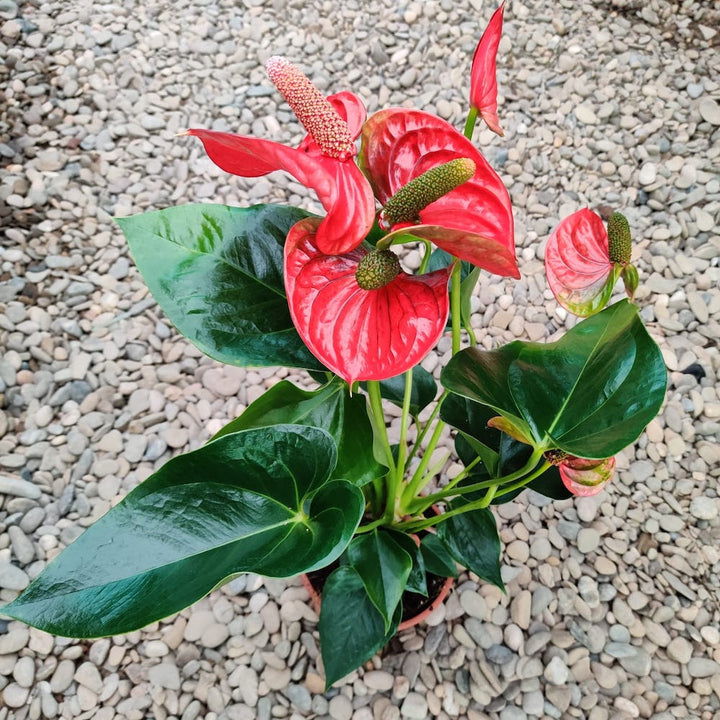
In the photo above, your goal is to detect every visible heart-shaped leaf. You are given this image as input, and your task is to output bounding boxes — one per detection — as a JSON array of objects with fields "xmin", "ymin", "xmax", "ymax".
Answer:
[
  {"xmin": 441, "ymin": 300, "xmax": 666, "ymax": 458},
  {"xmin": 2, "ymin": 426, "xmax": 363, "ymax": 637},
  {"xmin": 116, "ymin": 203, "xmax": 322, "ymax": 370},
  {"xmin": 213, "ymin": 378, "xmax": 385, "ymax": 487},
  {"xmin": 386, "ymin": 530, "xmax": 428, "ymax": 596},
  {"xmin": 319, "ymin": 566, "xmax": 400, "ymax": 688},
  {"xmin": 346, "ymin": 530, "xmax": 412, "ymax": 631},
  {"xmin": 420, "ymin": 533, "xmax": 458, "ymax": 578},
  {"xmin": 437, "ymin": 504, "xmax": 504, "ymax": 590}
]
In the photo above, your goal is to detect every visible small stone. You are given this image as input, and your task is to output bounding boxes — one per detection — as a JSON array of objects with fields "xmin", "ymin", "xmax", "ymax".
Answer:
[
  {"xmin": 285, "ymin": 684, "xmax": 312, "ymax": 712},
  {"xmin": 460, "ymin": 591, "xmax": 487, "ymax": 619},
  {"xmin": 543, "ymin": 656, "xmax": 569, "ymax": 685},
  {"xmin": 13, "ymin": 656, "xmax": 35, "ymax": 687},
  {"xmin": 200, "ymin": 623, "xmax": 229, "ymax": 649},
  {"xmin": 0, "ymin": 563, "xmax": 29, "ymax": 590},
  {"xmin": 529, "ymin": 537, "xmax": 552, "ymax": 561},
  {"xmin": 688, "ymin": 657, "xmax": 720, "ymax": 678},
  {"xmin": 667, "ymin": 637, "xmax": 693, "ymax": 664},
  {"xmin": 699, "ymin": 98, "xmax": 720, "ymax": 125},
  {"xmin": 689, "ymin": 496, "xmax": 717, "ymax": 521},
  {"xmin": 638, "ymin": 163, "xmax": 657, "ymax": 185},
  {"xmin": 510, "ymin": 590, "xmax": 531, "ymax": 629},
  {"xmin": 575, "ymin": 104, "xmax": 597, "ymax": 124},
  {"xmin": 576, "ymin": 528, "xmax": 600, "ymax": 554},
  {"xmin": 3, "ymin": 683, "xmax": 29, "ymax": 708},
  {"xmin": 363, "ymin": 670, "xmax": 394, "ymax": 691},
  {"xmin": 400, "ymin": 692, "xmax": 428, "ymax": 719},
  {"xmin": 0, "ymin": 475, "xmax": 41, "ymax": 499},
  {"xmin": 263, "ymin": 666, "xmax": 291, "ymax": 690},
  {"xmin": 619, "ymin": 647, "xmax": 651, "ymax": 676},
  {"xmin": 328, "ymin": 694, "xmax": 353, "ymax": 720},
  {"xmin": 486, "ymin": 644, "xmax": 515, "ymax": 665},
  {"xmin": 148, "ymin": 662, "xmax": 181, "ymax": 690},
  {"xmin": 50, "ymin": 660, "xmax": 76, "ymax": 693},
  {"xmin": 74, "ymin": 662, "xmax": 103, "ymax": 693}
]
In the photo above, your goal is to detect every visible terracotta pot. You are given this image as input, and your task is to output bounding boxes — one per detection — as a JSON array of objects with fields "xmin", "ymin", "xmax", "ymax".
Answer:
[{"xmin": 301, "ymin": 567, "xmax": 454, "ymax": 632}]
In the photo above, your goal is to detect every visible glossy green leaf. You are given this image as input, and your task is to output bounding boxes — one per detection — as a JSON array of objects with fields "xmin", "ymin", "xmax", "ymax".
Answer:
[
  {"xmin": 319, "ymin": 566, "xmax": 400, "ymax": 688},
  {"xmin": 3, "ymin": 426, "xmax": 363, "ymax": 637},
  {"xmin": 116, "ymin": 203, "xmax": 322, "ymax": 370},
  {"xmin": 460, "ymin": 265, "xmax": 481, "ymax": 336},
  {"xmin": 420, "ymin": 533, "xmax": 458, "ymax": 578},
  {"xmin": 441, "ymin": 394, "xmax": 500, "ymax": 475},
  {"xmin": 346, "ymin": 530, "xmax": 412, "ymax": 631},
  {"xmin": 437, "ymin": 503, "xmax": 504, "ymax": 590},
  {"xmin": 213, "ymin": 378, "xmax": 385, "ymax": 487},
  {"xmin": 441, "ymin": 300, "xmax": 666, "ymax": 458},
  {"xmin": 387, "ymin": 530, "xmax": 427, "ymax": 596}
]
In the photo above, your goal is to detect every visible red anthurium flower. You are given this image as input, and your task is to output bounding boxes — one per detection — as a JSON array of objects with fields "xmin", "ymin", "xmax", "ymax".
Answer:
[
  {"xmin": 186, "ymin": 57, "xmax": 376, "ymax": 256},
  {"xmin": 285, "ymin": 217, "xmax": 452, "ymax": 385},
  {"xmin": 470, "ymin": 0, "xmax": 506, "ymax": 136},
  {"xmin": 359, "ymin": 109, "xmax": 518, "ymax": 278},
  {"xmin": 557, "ymin": 455, "xmax": 616, "ymax": 497},
  {"xmin": 545, "ymin": 208, "xmax": 637, "ymax": 317}
]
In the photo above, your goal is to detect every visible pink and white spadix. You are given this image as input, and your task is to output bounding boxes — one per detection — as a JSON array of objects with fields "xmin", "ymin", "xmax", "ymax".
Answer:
[
  {"xmin": 284, "ymin": 218, "xmax": 452, "ymax": 385},
  {"xmin": 185, "ymin": 56, "xmax": 375, "ymax": 255},
  {"xmin": 470, "ymin": 0, "xmax": 506, "ymax": 136},
  {"xmin": 360, "ymin": 109, "xmax": 518, "ymax": 278}
]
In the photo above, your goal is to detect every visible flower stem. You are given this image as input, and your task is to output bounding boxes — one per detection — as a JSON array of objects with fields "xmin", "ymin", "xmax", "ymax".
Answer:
[
  {"xmin": 398, "ymin": 450, "xmax": 548, "ymax": 532},
  {"xmin": 451, "ymin": 262, "xmax": 462, "ymax": 355},
  {"xmin": 389, "ymin": 370, "xmax": 414, "ymax": 521},
  {"xmin": 418, "ymin": 239, "xmax": 433, "ymax": 274},
  {"xmin": 367, "ymin": 380, "xmax": 395, "ymax": 477},
  {"xmin": 406, "ymin": 389, "xmax": 448, "ymax": 467},
  {"xmin": 402, "ymin": 417, "xmax": 446, "ymax": 509},
  {"xmin": 464, "ymin": 107, "xmax": 479, "ymax": 140}
]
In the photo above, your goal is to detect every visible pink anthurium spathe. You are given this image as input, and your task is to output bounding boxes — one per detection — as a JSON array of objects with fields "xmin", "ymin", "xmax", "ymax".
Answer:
[
  {"xmin": 557, "ymin": 455, "xmax": 616, "ymax": 497},
  {"xmin": 545, "ymin": 208, "xmax": 638, "ymax": 317},
  {"xmin": 470, "ymin": 0, "xmax": 506, "ymax": 136},
  {"xmin": 359, "ymin": 109, "xmax": 518, "ymax": 278},
  {"xmin": 284, "ymin": 217, "xmax": 452, "ymax": 385},
  {"xmin": 186, "ymin": 58, "xmax": 376, "ymax": 256}
]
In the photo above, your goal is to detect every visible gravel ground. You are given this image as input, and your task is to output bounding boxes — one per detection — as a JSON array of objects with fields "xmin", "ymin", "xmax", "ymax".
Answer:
[{"xmin": 1, "ymin": 0, "xmax": 719, "ymax": 718}]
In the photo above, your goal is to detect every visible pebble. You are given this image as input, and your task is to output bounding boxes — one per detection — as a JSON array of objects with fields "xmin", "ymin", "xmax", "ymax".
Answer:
[
  {"xmin": 576, "ymin": 528, "xmax": 600, "ymax": 554},
  {"xmin": 543, "ymin": 656, "xmax": 569, "ymax": 685},
  {"xmin": 698, "ymin": 98, "xmax": 720, "ymax": 125},
  {"xmin": 688, "ymin": 658, "xmax": 720, "ymax": 678},
  {"xmin": 666, "ymin": 637, "xmax": 693, "ymax": 664}
]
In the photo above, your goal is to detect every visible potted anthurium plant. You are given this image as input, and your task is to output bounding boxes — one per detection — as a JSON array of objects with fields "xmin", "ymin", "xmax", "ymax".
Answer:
[{"xmin": 2, "ymin": 3, "xmax": 666, "ymax": 688}]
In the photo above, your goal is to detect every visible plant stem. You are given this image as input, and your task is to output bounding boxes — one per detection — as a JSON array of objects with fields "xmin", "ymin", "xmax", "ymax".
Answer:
[
  {"xmin": 451, "ymin": 262, "xmax": 462, "ymax": 355},
  {"xmin": 367, "ymin": 380, "xmax": 395, "ymax": 476},
  {"xmin": 388, "ymin": 370, "xmax": 414, "ymax": 521},
  {"xmin": 397, "ymin": 450, "xmax": 547, "ymax": 532},
  {"xmin": 355, "ymin": 517, "xmax": 386, "ymax": 535},
  {"xmin": 402, "ymin": 418, "xmax": 446, "ymax": 508},
  {"xmin": 418, "ymin": 239, "xmax": 433, "ymax": 274},
  {"xmin": 464, "ymin": 107, "xmax": 478, "ymax": 140},
  {"xmin": 407, "ymin": 390, "xmax": 448, "ymax": 467}
]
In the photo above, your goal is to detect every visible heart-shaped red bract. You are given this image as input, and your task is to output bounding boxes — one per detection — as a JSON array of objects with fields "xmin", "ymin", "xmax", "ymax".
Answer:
[
  {"xmin": 559, "ymin": 455, "xmax": 615, "ymax": 497},
  {"xmin": 187, "ymin": 92, "xmax": 376, "ymax": 256},
  {"xmin": 545, "ymin": 208, "xmax": 617, "ymax": 317},
  {"xmin": 470, "ymin": 0, "xmax": 505, "ymax": 136},
  {"xmin": 359, "ymin": 109, "xmax": 518, "ymax": 278},
  {"xmin": 285, "ymin": 218, "xmax": 452, "ymax": 385}
]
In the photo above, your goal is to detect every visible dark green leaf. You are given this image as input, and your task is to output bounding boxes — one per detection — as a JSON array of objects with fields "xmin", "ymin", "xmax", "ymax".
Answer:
[
  {"xmin": 438, "ymin": 503, "xmax": 504, "ymax": 590},
  {"xmin": 361, "ymin": 366, "xmax": 437, "ymax": 417},
  {"xmin": 116, "ymin": 204, "xmax": 322, "ymax": 370},
  {"xmin": 420, "ymin": 533, "xmax": 458, "ymax": 578},
  {"xmin": 441, "ymin": 300, "xmax": 666, "ymax": 458},
  {"xmin": 319, "ymin": 566, "xmax": 400, "ymax": 687},
  {"xmin": 528, "ymin": 465, "xmax": 573, "ymax": 501},
  {"xmin": 441, "ymin": 394, "xmax": 501, "ymax": 475},
  {"xmin": 346, "ymin": 531, "xmax": 411, "ymax": 630},
  {"xmin": 3, "ymin": 426, "xmax": 362, "ymax": 637},
  {"xmin": 460, "ymin": 266, "xmax": 481, "ymax": 335},
  {"xmin": 213, "ymin": 378, "xmax": 385, "ymax": 487},
  {"xmin": 386, "ymin": 530, "xmax": 427, "ymax": 596}
]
